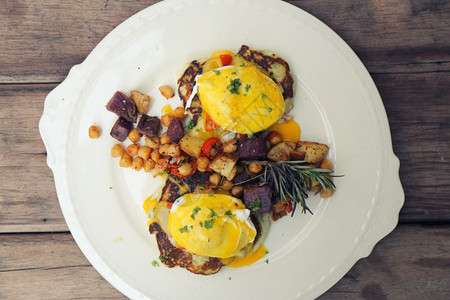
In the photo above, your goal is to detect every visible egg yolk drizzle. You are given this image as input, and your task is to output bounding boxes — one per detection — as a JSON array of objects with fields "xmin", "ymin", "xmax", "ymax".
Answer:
[
  {"xmin": 270, "ymin": 119, "xmax": 301, "ymax": 142},
  {"xmin": 226, "ymin": 244, "xmax": 268, "ymax": 268}
]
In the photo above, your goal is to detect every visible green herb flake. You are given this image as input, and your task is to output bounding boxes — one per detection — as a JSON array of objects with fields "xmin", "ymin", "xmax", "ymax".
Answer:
[
  {"xmin": 204, "ymin": 219, "xmax": 215, "ymax": 229},
  {"xmin": 265, "ymin": 259, "xmax": 269, "ymax": 264},
  {"xmin": 152, "ymin": 260, "xmax": 160, "ymax": 267},
  {"xmin": 240, "ymin": 63, "xmax": 246, "ymax": 67},
  {"xmin": 159, "ymin": 253, "xmax": 170, "ymax": 262},
  {"xmin": 213, "ymin": 70, "xmax": 221, "ymax": 75},
  {"xmin": 248, "ymin": 197, "xmax": 262, "ymax": 211},
  {"xmin": 224, "ymin": 210, "xmax": 235, "ymax": 218},
  {"xmin": 179, "ymin": 225, "xmax": 190, "ymax": 233},
  {"xmin": 208, "ymin": 209, "xmax": 218, "ymax": 218},
  {"xmin": 199, "ymin": 221, "xmax": 203, "ymax": 227},
  {"xmin": 191, "ymin": 207, "xmax": 201, "ymax": 220},
  {"xmin": 186, "ymin": 120, "xmax": 195, "ymax": 130},
  {"xmin": 245, "ymin": 84, "xmax": 251, "ymax": 92},
  {"xmin": 228, "ymin": 276, "xmax": 232, "ymax": 280},
  {"xmin": 109, "ymin": 186, "xmax": 113, "ymax": 190},
  {"xmin": 227, "ymin": 78, "xmax": 242, "ymax": 95},
  {"xmin": 268, "ymin": 107, "xmax": 272, "ymax": 112},
  {"xmin": 231, "ymin": 72, "xmax": 237, "ymax": 75},
  {"xmin": 261, "ymin": 94, "xmax": 267, "ymax": 99}
]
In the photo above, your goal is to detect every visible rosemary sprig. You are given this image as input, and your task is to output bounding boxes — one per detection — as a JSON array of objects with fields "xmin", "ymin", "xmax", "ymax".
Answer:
[{"xmin": 242, "ymin": 160, "xmax": 342, "ymax": 216}]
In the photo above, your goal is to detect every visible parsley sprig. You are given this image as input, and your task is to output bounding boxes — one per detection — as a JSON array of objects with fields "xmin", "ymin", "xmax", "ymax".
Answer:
[{"xmin": 227, "ymin": 78, "xmax": 242, "ymax": 95}]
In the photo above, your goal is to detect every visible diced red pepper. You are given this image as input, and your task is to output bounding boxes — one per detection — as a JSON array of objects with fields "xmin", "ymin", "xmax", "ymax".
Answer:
[
  {"xmin": 205, "ymin": 113, "xmax": 218, "ymax": 132},
  {"xmin": 266, "ymin": 131, "xmax": 279, "ymax": 141},
  {"xmin": 219, "ymin": 54, "xmax": 232, "ymax": 66},
  {"xmin": 166, "ymin": 202, "xmax": 173, "ymax": 209},
  {"xmin": 201, "ymin": 138, "xmax": 222, "ymax": 159},
  {"xmin": 169, "ymin": 159, "xmax": 197, "ymax": 178},
  {"xmin": 283, "ymin": 201, "xmax": 293, "ymax": 213}
]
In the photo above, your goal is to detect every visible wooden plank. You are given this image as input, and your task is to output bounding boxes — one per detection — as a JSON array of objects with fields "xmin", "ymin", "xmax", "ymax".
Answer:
[
  {"xmin": 374, "ymin": 71, "xmax": 450, "ymax": 222},
  {"xmin": 0, "ymin": 72, "xmax": 449, "ymax": 233},
  {"xmin": 0, "ymin": 84, "xmax": 67, "ymax": 233},
  {"xmin": 320, "ymin": 224, "xmax": 450, "ymax": 299},
  {"xmin": 0, "ymin": 225, "xmax": 448, "ymax": 299},
  {"xmin": 1, "ymin": 0, "xmax": 449, "ymax": 83},
  {"xmin": 0, "ymin": 233, "xmax": 125, "ymax": 299},
  {"xmin": 291, "ymin": 0, "xmax": 450, "ymax": 74}
]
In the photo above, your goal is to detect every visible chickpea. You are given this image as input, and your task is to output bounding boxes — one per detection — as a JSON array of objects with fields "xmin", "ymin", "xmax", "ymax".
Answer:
[
  {"xmin": 151, "ymin": 149, "xmax": 161, "ymax": 162},
  {"xmin": 197, "ymin": 156, "xmax": 209, "ymax": 172},
  {"xmin": 167, "ymin": 144, "xmax": 180, "ymax": 157},
  {"xmin": 111, "ymin": 144, "xmax": 124, "ymax": 157},
  {"xmin": 209, "ymin": 147, "xmax": 218, "ymax": 158},
  {"xmin": 178, "ymin": 163, "xmax": 193, "ymax": 177},
  {"xmin": 268, "ymin": 131, "xmax": 282, "ymax": 145},
  {"xmin": 145, "ymin": 136, "xmax": 160, "ymax": 148},
  {"xmin": 231, "ymin": 185, "xmax": 244, "ymax": 197},
  {"xmin": 221, "ymin": 179, "xmax": 233, "ymax": 191},
  {"xmin": 128, "ymin": 129, "xmax": 141, "ymax": 143},
  {"xmin": 119, "ymin": 154, "xmax": 132, "ymax": 167},
  {"xmin": 143, "ymin": 160, "xmax": 155, "ymax": 173},
  {"xmin": 160, "ymin": 132, "xmax": 171, "ymax": 144},
  {"xmin": 209, "ymin": 173, "xmax": 221, "ymax": 186},
  {"xmin": 173, "ymin": 107, "xmax": 185, "ymax": 119},
  {"xmin": 137, "ymin": 146, "xmax": 151, "ymax": 160},
  {"xmin": 155, "ymin": 158, "xmax": 169, "ymax": 173},
  {"xmin": 126, "ymin": 144, "xmax": 139, "ymax": 156},
  {"xmin": 320, "ymin": 187, "xmax": 334, "ymax": 198},
  {"xmin": 130, "ymin": 157, "xmax": 144, "ymax": 171},
  {"xmin": 248, "ymin": 162, "xmax": 263, "ymax": 174},
  {"xmin": 320, "ymin": 159, "xmax": 333, "ymax": 170},
  {"xmin": 161, "ymin": 114, "xmax": 174, "ymax": 127},
  {"xmin": 159, "ymin": 144, "xmax": 170, "ymax": 156},
  {"xmin": 159, "ymin": 85, "xmax": 175, "ymax": 99},
  {"xmin": 223, "ymin": 139, "xmax": 238, "ymax": 153},
  {"xmin": 88, "ymin": 125, "xmax": 101, "ymax": 139}
]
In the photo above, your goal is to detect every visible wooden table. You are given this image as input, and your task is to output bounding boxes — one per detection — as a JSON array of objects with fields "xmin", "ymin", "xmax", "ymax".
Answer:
[{"xmin": 1, "ymin": 1, "xmax": 449, "ymax": 299}]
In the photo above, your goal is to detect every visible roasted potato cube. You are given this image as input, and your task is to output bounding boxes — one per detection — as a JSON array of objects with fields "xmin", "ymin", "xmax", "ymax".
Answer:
[
  {"xmin": 209, "ymin": 154, "xmax": 238, "ymax": 178},
  {"xmin": 130, "ymin": 90, "xmax": 151, "ymax": 115},
  {"xmin": 296, "ymin": 141, "xmax": 329, "ymax": 163},
  {"xmin": 267, "ymin": 141, "xmax": 296, "ymax": 161},
  {"xmin": 179, "ymin": 135, "xmax": 205, "ymax": 157}
]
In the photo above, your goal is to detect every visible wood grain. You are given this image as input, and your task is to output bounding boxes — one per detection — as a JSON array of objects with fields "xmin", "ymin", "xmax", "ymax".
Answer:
[
  {"xmin": 1, "ymin": 0, "xmax": 449, "ymax": 83},
  {"xmin": 1, "ymin": 225, "xmax": 448, "ymax": 299},
  {"xmin": 0, "ymin": 84, "xmax": 67, "ymax": 233},
  {"xmin": 0, "ymin": 233, "xmax": 124, "ymax": 299},
  {"xmin": 376, "ymin": 71, "xmax": 450, "ymax": 222}
]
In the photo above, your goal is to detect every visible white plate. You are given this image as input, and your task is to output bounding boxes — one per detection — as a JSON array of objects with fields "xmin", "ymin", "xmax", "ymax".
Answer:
[{"xmin": 39, "ymin": 0, "xmax": 404, "ymax": 299}]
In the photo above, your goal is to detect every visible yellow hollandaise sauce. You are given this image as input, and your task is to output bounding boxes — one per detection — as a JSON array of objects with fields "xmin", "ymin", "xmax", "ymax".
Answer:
[
  {"xmin": 168, "ymin": 193, "xmax": 257, "ymax": 258},
  {"xmin": 197, "ymin": 66, "xmax": 285, "ymax": 134}
]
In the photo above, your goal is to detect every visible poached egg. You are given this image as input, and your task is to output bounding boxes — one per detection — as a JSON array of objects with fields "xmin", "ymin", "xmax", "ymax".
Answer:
[
  {"xmin": 197, "ymin": 65, "xmax": 285, "ymax": 134},
  {"xmin": 168, "ymin": 193, "xmax": 257, "ymax": 258}
]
